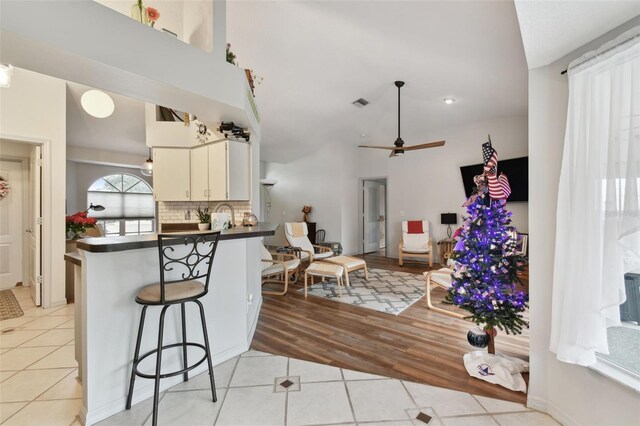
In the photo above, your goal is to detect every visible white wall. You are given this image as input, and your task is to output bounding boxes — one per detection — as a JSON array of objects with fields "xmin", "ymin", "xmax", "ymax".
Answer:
[
  {"xmin": 0, "ymin": 67, "xmax": 67, "ymax": 307},
  {"xmin": 264, "ymin": 142, "xmax": 347, "ymax": 247},
  {"xmin": 528, "ymin": 17, "xmax": 640, "ymax": 426},
  {"xmin": 95, "ymin": 0, "xmax": 219, "ymax": 54},
  {"xmin": 264, "ymin": 115, "xmax": 528, "ymax": 259}
]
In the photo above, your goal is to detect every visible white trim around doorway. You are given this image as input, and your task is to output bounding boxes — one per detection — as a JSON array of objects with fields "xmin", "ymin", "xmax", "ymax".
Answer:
[{"xmin": 1, "ymin": 133, "xmax": 53, "ymax": 308}]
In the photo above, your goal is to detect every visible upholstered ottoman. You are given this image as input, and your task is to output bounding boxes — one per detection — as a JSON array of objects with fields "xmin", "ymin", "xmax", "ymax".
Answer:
[
  {"xmin": 324, "ymin": 256, "xmax": 368, "ymax": 287},
  {"xmin": 304, "ymin": 262, "xmax": 345, "ymax": 297}
]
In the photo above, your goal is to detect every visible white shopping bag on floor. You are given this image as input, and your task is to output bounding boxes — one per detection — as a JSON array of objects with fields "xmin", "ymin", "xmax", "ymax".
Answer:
[{"xmin": 463, "ymin": 351, "xmax": 529, "ymax": 393}]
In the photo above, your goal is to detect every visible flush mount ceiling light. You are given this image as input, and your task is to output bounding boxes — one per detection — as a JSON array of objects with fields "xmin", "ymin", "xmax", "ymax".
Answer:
[
  {"xmin": 140, "ymin": 148, "xmax": 153, "ymax": 176},
  {"xmin": 81, "ymin": 89, "xmax": 115, "ymax": 118},
  {"xmin": 0, "ymin": 64, "xmax": 13, "ymax": 88},
  {"xmin": 443, "ymin": 97, "xmax": 456, "ymax": 104}
]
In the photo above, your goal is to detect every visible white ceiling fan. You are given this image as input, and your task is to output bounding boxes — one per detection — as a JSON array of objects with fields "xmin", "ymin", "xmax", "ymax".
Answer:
[{"xmin": 359, "ymin": 81, "xmax": 446, "ymax": 157}]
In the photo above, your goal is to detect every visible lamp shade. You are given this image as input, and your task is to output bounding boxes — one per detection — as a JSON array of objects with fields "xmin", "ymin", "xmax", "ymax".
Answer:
[{"xmin": 441, "ymin": 213, "xmax": 457, "ymax": 225}]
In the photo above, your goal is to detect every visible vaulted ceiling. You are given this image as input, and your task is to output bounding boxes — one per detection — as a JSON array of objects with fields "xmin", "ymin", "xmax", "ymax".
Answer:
[{"xmin": 227, "ymin": 1, "xmax": 529, "ymax": 163}]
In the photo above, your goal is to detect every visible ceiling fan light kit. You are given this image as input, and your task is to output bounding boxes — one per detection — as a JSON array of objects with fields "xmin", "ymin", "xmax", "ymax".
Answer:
[{"xmin": 359, "ymin": 81, "xmax": 446, "ymax": 157}]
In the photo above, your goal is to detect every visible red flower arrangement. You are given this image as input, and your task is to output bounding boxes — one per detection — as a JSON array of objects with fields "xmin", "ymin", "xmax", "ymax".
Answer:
[{"xmin": 66, "ymin": 211, "xmax": 97, "ymax": 238}]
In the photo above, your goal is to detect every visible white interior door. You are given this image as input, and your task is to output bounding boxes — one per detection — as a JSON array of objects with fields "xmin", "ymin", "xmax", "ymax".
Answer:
[
  {"xmin": 363, "ymin": 181, "xmax": 380, "ymax": 253},
  {"xmin": 0, "ymin": 161, "xmax": 24, "ymax": 290},
  {"xmin": 29, "ymin": 147, "xmax": 42, "ymax": 305}
]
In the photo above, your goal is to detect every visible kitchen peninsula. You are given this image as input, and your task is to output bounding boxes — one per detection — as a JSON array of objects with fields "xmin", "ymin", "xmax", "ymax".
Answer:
[{"xmin": 72, "ymin": 224, "xmax": 277, "ymax": 425}]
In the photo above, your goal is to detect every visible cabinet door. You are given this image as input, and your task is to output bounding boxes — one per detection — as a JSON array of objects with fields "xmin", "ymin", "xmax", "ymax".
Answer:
[
  {"xmin": 208, "ymin": 142, "xmax": 227, "ymax": 201},
  {"xmin": 190, "ymin": 145, "xmax": 209, "ymax": 201},
  {"xmin": 227, "ymin": 141, "xmax": 251, "ymax": 200},
  {"xmin": 153, "ymin": 148, "xmax": 190, "ymax": 201}
]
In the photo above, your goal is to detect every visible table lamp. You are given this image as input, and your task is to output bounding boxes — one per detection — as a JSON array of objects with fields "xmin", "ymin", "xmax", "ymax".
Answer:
[{"xmin": 441, "ymin": 213, "xmax": 457, "ymax": 238}]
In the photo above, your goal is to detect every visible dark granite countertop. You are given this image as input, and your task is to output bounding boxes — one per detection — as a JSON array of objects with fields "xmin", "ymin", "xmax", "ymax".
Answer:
[{"xmin": 75, "ymin": 223, "xmax": 278, "ymax": 253}]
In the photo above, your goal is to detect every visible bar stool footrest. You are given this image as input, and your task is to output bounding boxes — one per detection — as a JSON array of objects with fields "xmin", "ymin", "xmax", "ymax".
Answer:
[{"xmin": 133, "ymin": 342, "xmax": 208, "ymax": 380}]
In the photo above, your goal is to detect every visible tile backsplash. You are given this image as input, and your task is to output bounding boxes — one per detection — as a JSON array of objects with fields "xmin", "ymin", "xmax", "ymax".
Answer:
[{"xmin": 158, "ymin": 201, "xmax": 253, "ymax": 228}]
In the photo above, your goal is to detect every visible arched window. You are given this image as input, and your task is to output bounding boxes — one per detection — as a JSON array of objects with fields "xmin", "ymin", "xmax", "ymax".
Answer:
[{"xmin": 88, "ymin": 173, "xmax": 155, "ymax": 235}]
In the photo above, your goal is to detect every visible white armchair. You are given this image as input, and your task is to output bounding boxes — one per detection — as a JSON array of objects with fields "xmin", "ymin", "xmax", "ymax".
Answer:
[
  {"xmin": 284, "ymin": 222, "xmax": 333, "ymax": 263},
  {"xmin": 423, "ymin": 268, "xmax": 465, "ymax": 319},
  {"xmin": 398, "ymin": 220, "xmax": 433, "ymax": 267},
  {"xmin": 260, "ymin": 241, "xmax": 300, "ymax": 296}
]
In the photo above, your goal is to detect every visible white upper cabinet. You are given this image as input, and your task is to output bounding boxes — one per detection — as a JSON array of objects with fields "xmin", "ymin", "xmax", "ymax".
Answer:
[
  {"xmin": 227, "ymin": 141, "xmax": 251, "ymax": 201},
  {"xmin": 208, "ymin": 142, "xmax": 227, "ymax": 201},
  {"xmin": 190, "ymin": 145, "xmax": 209, "ymax": 202},
  {"xmin": 154, "ymin": 140, "xmax": 250, "ymax": 202},
  {"xmin": 153, "ymin": 148, "xmax": 191, "ymax": 201}
]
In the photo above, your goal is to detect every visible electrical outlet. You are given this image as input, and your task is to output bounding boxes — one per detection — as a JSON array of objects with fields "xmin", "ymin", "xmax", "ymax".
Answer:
[
  {"xmin": 185, "ymin": 210, "xmax": 191, "ymax": 220},
  {"xmin": 247, "ymin": 293, "xmax": 254, "ymax": 305}
]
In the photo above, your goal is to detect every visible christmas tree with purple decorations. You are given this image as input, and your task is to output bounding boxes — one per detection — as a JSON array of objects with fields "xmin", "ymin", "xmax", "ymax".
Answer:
[{"xmin": 448, "ymin": 139, "xmax": 528, "ymax": 354}]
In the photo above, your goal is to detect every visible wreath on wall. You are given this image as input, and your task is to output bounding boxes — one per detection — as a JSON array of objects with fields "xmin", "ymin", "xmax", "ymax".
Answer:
[{"xmin": 0, "ymin": 176, "xmax": 9, "ymax": 201}]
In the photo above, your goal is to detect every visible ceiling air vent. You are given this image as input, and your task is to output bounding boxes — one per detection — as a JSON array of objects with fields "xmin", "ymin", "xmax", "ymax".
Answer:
[{"xmin": 352, "ymin": 98, "xmax": 369, "ymax": 107}]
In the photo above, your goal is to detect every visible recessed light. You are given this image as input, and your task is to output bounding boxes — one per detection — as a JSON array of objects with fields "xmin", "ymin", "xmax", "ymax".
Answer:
[
  {"xmin": 81, "ymin": 90, "xmax": 115, "ymax": 118},
  {"xmin": 0, "ymin": 64, "xmax": 13, "ymax": 88},
  {"xmin": 443, "ymin": 98, "xmax": 456, "ymax": 105},
  {"xmin": 360, "ymin": 133, "xmax": 367, "ymax": 138}
]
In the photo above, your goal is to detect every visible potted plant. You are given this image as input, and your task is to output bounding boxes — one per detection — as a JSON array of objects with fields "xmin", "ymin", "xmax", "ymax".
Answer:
[{"xmin": 196, "ymin": 206, "xmax": 211, "ymax": 231}]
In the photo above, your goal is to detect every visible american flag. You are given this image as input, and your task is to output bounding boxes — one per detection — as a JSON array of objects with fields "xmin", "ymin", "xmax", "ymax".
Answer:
[
  {"xmin": 482, "ymin": 141, "xmax": 497, "ymax": 174},
  {"xmin": 483, "ymin": 146, "xmax": 511, "ymax": 200}
]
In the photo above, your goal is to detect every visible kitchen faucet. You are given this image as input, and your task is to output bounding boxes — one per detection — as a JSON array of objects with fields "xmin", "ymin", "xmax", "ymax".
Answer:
[{"xmin": 214, "ymin": 202, "xmax": 236, "ymax": 228}]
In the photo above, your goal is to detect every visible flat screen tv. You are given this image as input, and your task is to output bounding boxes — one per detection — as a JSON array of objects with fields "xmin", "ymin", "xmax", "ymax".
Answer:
[{"xmin": 460, "ymin": 156, "xmax": 528, "ymax": 202}]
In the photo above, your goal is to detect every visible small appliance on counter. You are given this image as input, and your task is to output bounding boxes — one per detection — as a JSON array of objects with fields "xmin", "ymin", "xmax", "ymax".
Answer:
[{"xmin": 242, "ymin": 213, "xmax": 258, "ymax": 227}]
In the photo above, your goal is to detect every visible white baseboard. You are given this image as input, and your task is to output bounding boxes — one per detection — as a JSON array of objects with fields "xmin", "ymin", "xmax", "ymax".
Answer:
[{"xmin": 528, "ymin": 395, "xmax": 579, "ymax": 426}]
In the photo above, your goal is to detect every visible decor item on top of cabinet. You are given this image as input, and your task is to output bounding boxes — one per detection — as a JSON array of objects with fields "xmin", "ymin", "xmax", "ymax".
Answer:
[
  {"xmin": 195, "ymin": 206, "xmax": 211, "ymax": 231},
  {"xmin": 301, "ymin": 205, "xmax": 312, "ymax": 222},
  {"xmin": 218, "ymin": 122, "xmax": 250, "ymax": 142},
  {"xmin": 0, "ymin": 176, "xmax": 10, "ymax": 201},
  {"xmin": 195, "ymin": 121, "xmax": 213, "ymax": 144}
]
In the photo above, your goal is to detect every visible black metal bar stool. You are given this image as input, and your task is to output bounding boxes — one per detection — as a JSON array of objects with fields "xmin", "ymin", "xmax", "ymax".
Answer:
[{"xmin": 126, "ymin": 232, "xmax": 221, "ymax": 426}]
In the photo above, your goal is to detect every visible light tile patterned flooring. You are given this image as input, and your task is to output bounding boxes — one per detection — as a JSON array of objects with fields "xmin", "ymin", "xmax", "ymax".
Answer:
[
  {"xmin": 0, "ymin": 287, "xmax": 81, "ymax": 426},
  {"xmin": 1, "ymin": 287, "xmax": 559, "ymax": 426}
]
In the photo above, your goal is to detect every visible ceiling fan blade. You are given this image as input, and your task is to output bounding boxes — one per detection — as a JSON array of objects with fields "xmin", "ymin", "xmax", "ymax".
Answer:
[
  {"xmin": 358, "ymin": 145, "xmax": 397, "ymax": 150},
  {"xmin": 389, "ymin": 151, "xmax": 398, "ymax": 158},
  {"xmin": 403, "ymin": 140, "xmax": 446, "ymax": 151}
]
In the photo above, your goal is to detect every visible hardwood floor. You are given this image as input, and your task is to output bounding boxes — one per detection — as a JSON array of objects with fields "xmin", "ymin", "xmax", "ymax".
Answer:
[{"xmin": 252, "ymin": 253, "xmax": 529, "ymax": 404}]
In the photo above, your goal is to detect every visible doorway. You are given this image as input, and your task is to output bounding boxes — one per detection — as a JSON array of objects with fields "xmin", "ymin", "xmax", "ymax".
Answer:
[
  {"xmin": 361, "ymin": 178, "xmax": 387, "ymax": 256},
  {"xmin": 0, "ymin": 139, "xmax": 43, "ymax": 305}
]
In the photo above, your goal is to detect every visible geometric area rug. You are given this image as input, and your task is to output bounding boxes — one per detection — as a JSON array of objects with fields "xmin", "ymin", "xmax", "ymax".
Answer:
[
  {"xmin": 0, "ymin": 289, "xmax": 24, "ymax": 320},
  {"xmin": 297, "ymin": 268, "xmax": 426, "ymax": 316}
]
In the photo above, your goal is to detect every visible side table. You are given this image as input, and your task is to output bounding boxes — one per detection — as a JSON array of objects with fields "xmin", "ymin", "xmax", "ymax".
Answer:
[
  {"xmin": 437, "ymin": 239, "xmax": 455, "ymax": 264},
  {"xmin": 317, "ymin": 241, "xmax": 343, "ymax": 256}
]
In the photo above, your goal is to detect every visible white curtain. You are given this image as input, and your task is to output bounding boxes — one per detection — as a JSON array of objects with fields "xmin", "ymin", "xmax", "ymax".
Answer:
[{"xmin": 551, "ymin": 27, "xmax": 640, "ymax": 366}]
